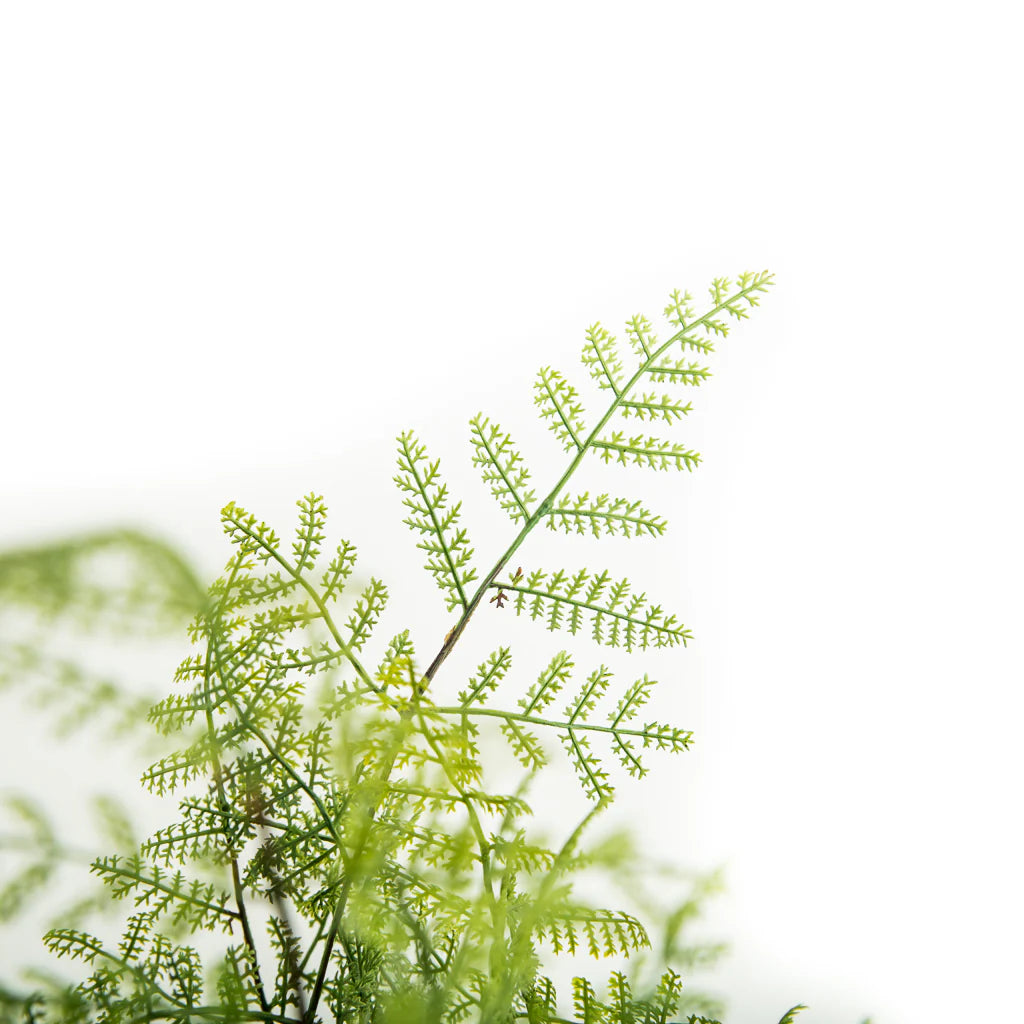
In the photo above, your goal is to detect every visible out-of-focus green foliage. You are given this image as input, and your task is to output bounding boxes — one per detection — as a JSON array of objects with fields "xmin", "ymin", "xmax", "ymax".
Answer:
[{"xmin": 0, "ymin": 275, "xmax": 816, "ymax": 1024}]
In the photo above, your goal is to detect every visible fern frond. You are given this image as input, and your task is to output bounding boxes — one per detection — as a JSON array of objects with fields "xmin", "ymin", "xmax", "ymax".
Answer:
[
  {"xmin": 292, "ymin": 493, "xmax": 327, "ymax": 574},
  {"xmin": 220, "ymin": 502, "xmax": 282, "ymax": 566},
  {"xmin": 663, "ymin": 289, "xmax": 696, "ymax": 331},
  {"xmin": 545, "ymin": 494, "xmax": 666, "ymax": 539},
  {"xmin": 651, "ymin": 969, "xmax": 684, "ymax": 1024},
  {"xmin": 43, "ymin": 928, "xmax": 108, "ymax": 966},
  {"xmin": 535, "ymin": 367, "xmax": 587, "ymax": 452},
  {"xmin": 321, "ymin": 536, "xmax": 358, "ymax": 602},
  {"xmin": 150, "ymin": 936, "xmax": 203, "ymax": 1006},
  {"xmin": 91, "ymin": 855, "xmax": 236, "ymax": 932},
  {"xmin": 777, "ymin": 1006, "xmax": 809, "ymax": 1024},
  {"xmin": 500, "ymin": 717, "xmax": 546, "ymax": 770},
  {"xmin": 501, "ymin": 569, "xmax": 691, "ymax": 651},
  {"xmin": 469, "ymin": 415, "xmax": 537, "ymax": 524},
  {"xmin": 624, "ymin": 314, "xmax": 658, "ymax": 361},
  {"xmin": 395, "ymin": 431, "xmax": 478, "ymax": 612},
  {"xmin": 346, "ymin": 578, "xmax": 388, "ymax": 652},
  {"xmin": 519, "ymin": 651, "xmax": 575, "ymax": 715},
  {"xmin": 592, "ymin": 432, "xmax": 700, "ymax": 472},
  {"xmin": 566, "ymin": 666, "xmax": 613, "ymax": 725},
  {"xmin": 607, "ymin": 971, "xmax": 633, "ymax": 1024},
  {"xmin": 562, "ymin": 728, "xmax": 613, "ymax": 802},
  {"xmin": 642, "ymin": 357, "xmax": 711, "ymax": 387},
  {"xmin": 582, "ymin": 325, "xmax": 625, "ymax": 395},
  {"xmin": 458, "ymin": 647, "xmax": 512, "ymax": 707},
  {"xmin": 571, "ymin": 976, "xmax": 604, "ymax": 1024},
  {"xmin": 617, "ymin": 392, "xmax": 692, "ymax": 423},
  {"xmin": 523, "ymin": 976, "xmax": 558, "ymax": 1023},
  {"xmin": 541, "ymin": 908, "xmax": 649, "ymax": 958},
  {"xmin": 608, "ymin": 675, "xmax": 654, "ymax": 726}
]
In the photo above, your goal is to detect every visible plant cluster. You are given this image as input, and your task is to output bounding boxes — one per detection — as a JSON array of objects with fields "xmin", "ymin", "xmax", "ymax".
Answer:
[{"xmin": 0, "ymin": 274, "xmax": 807, "ymax": 1024}]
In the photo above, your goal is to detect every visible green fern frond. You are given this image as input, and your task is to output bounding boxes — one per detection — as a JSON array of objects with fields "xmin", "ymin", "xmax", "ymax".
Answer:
[
  {"xmin": 545, "ymin": 493, "xmax": 667, "ymax": 539},
  {"xmin": 523, "ymin": 975, "xmax": 558, "ymax": 1024},
  {"xmin": 469, "ymin": 415, "xmax": 537, "ymax": 524},
  {"xmin": 91, "ymin": 855, "xmax": 236, "ymax": 932},
  {"xmin": 458, "ymin": 647, "xmax": 513, "ymax": 707},
  {"xmin": 642, "ymin": 357, "xmax": 711, "ymax": 387},
  {"xmin": 566, "ymin": 666, "xmax": 613, "ymax": 725},
  {"xmin": 624, "ymin": 314, "xmax": 659, "ymax": 361},
  {"xmin": 220, "ymin": 502, "xmax": 281, "ymax": 565},
  {"xmin": 346, "ymin": 578, "xmax": 388, "ymax": 652},
  {"xmin": 592, "ymin": 432, "xmax": 701, "ymax": 472},
  {"xmin": 43, "ymin": 928, "xmax": 108, "ymax": 966},
  {"xmin": 519, "ymin": 651, "xmax": 575, "ymax": 715},
  {"xmin": 663, "ymin": 289, "xmax": 695, "ymax": 331},
  {"xmin": 582, "ymin": 325, "xmax": 625, "ymax": 395},
  {"xmin": 651, "ymin": 968, "xmax": 684, "ymax": 1024},
  {"xmin": 321, "ymin": 536, "xmax": 359, "ymax": 602},
  {"xmin": 549, "ymin": 908, "xmax": 649, "ymax": 958},
  {"xmin": 292, "ymin": 493, "xmax": 327, "ymax": 574},
  {"xmin": 395, "ymin": 431, "xmax": 478, "ymax": 612},
  {"xmin": 571, "ymin": 976, "xmax": 604, "ymax": 1024},
  {"xmin": 617, "ymin": 391, "xmax": 692, "ymax": 423},
  {"xmin": 500, "ymin": 718, "xmax": 547, "ymax": 770},
  {"xmin": 500, "ymin": 569, "xmax": 691, "ymax": 651},
  {"xmin": 607, "ymin": 971, "xmax": 633, "ymax": 1023},
  {"xmin": 535, "ymin": 367, "xmax": 587, "ymax": 452}
]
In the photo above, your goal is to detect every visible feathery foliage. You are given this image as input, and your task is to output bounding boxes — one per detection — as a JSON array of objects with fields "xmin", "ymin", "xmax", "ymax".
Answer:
[{"xmin": 0, "ymin": 273, "xmax": 808, "ymax": 1024}]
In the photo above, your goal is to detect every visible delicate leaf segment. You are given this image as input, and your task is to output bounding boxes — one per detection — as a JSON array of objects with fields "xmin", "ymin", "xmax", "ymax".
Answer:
[{"xmin": 394, "ymin": 431, "xmax": 478, "ymax": 612}]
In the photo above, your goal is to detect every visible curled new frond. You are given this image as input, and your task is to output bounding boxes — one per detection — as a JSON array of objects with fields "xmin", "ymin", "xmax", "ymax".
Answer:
[
  {"xmin": 395, "ymin": 431, "xmax": 478, "ymax": 612},
  {"xmin": 469, "ymin": 415, "xmax": 537, "ymax": 524},
  {"xmin": 498, "ymin": 568, "xmax": 691, "ymax": 651},
  {"xmin": 535, "ymin": 367, "xmax": 587, "ymax": 452},
  {"xmin": 545, "ymin": 493, "xmax": 667, "ymax": 539}
]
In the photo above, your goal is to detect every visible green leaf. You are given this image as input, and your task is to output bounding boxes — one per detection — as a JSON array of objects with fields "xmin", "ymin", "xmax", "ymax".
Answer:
[
  {"xmin": 642, "ymin": 357, "xmax": 711, "ymax": 387},
  {"xmin": 346, "ymin": 578, "xmax": 388, "ymax": 652},
  {"xmin": 469, "ymin": 414, "xmax": 537, "ymax": 524},
  {"xmin": 592, "ymin": 432, "xmax": 700, "ymax": 472},
  {"xmin": 395, "ymin": 431, "xmax": 478, "ymax": 612},
  {"xmin": 535, "ymin": 367, "xmax": 587, "ymax": 452},
  {"xmin": 582, "ymin": 324, "xmax": 625, "ymax": 395},
  {"xmin": 545, "ymin": 493, "xmax": 667, "ymax": 539},
  {"xmin": 502, "ymin": 569, "xmax": 692, "ymax": 651},
  {"xmin": 458, "ymin": 647, "xmax": 512, "ymax": 707},
  {"xmin": 519, "ymin": 651, "xmax": 574, "ymax": 715},
  {"xmin": 618, "ymin": 391, "xmax": 692, "ymax": 423},
  {"xmin": 91, "ymin": 855, "xmax": 235, "ymax": 932},
  {"xmin": 292, "ymin": 493, "xmax": 328, "ymax": 574}
]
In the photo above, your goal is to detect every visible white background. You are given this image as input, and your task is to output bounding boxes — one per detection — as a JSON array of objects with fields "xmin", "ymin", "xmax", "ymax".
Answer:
[{"xmin": 2, "ymin": 3, "xmax": 1022, "ymax": 1022}]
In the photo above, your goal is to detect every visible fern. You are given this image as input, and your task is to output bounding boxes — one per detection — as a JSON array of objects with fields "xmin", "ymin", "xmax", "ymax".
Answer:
[{"xmin": 0, "ymin": 274, "xmax": 804, "ymax": 1024}]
